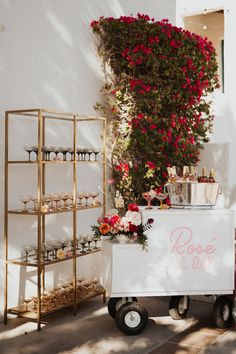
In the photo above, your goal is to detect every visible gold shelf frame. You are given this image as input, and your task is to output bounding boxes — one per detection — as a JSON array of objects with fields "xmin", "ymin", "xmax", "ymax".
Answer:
[{"xmin": 4, "ymin": 108, "xmax": 107, "ymax": 331}]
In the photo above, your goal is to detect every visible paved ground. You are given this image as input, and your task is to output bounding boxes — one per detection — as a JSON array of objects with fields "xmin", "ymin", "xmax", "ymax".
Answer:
[{"xmin": 0, "ymin": 297, "xmax": 235, "ymax": 354}]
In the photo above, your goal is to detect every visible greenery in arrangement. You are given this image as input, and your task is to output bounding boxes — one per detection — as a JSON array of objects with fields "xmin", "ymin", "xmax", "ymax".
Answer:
[{"xmin": 91, "ymin": 14, "xmax": 219, "ymax": 205}]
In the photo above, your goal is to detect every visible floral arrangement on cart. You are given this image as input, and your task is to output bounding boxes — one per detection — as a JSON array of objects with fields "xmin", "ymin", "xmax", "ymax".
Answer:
[{"xmin": 91, "ymin": 203, "xmax": 153, "ymax": 249}]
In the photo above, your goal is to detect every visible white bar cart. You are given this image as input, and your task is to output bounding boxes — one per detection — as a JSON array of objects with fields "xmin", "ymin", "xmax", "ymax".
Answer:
[{"xmin": 101, "ymin": 209, "xmax": 235, "ymax": 335}]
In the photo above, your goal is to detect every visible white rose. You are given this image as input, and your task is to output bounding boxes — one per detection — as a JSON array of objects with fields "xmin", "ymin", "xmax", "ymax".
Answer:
[
  {"xmin": 120, "ymin": 216, "xmax": 130, "ymax": 232},
  {"xmin": 125, "ymin": 210, "xmax": 142, "ymax": 226},
  {"xmin": 105, "ymin": 208, "xmax": 119, "ymax": 218}
]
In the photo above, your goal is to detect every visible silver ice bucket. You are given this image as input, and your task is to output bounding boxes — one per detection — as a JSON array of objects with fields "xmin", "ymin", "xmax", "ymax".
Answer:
[{"xmin": 165, "ymin": 182, "xmax": 221, "ymax": 208}]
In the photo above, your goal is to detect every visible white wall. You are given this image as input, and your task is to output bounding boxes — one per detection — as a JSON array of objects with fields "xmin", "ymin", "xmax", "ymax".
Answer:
[
  {"xmin": 176, "ymin": 0, "xmax": 236, "ymax": 211},
  {"xmin": 0, "ymin": 0, "xmax": 177, "ymax": 319}
]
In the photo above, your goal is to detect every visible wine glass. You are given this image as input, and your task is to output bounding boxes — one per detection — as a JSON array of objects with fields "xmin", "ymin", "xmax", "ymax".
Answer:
[
  {"xmin": 19, "ymin": 195, "xmax": 31, "ymax": 212},
  {"xmin": 23, "ymin": 298, "xmax": 32, "ymax": 311},
  {"xmin": 23, "ymin": 245, "xmax": 32, "ymax": 262},
  {"xmin": 91, "ymin": 191, "xmax": 99, "ymax": 206},
  {"xmin": 79, "ymin": 236, "xmax": 87, "ymax": 254},
  {"xmin": 93, "ymin": 235, "xmax": 100, "ymax": 249},
  {"xmin": 77, "ymin": 191, "xmax": 85, "ymax": 207},
  {"xmin": 31, "ymin": 145, "xmax": 39, "ymax": 160},
  {"xmin": 86, "ymin": 234, "xmax": 93, "ymax": 252},
  {"xmin": 23, "ymin": 146, "xmax": 33, "ymax": 161},
  {"xmin": 156, "ymin": 192, "xmax": 168, "ymax": 208},
  {"xmin": 91, "ymin": 148, "xmax": 100, "ymax": 161},
  {"xmin": 62, "ymin": 147, "xmax": 71, "ymax": 161},
  {"xmin": 142, "ymin": 190, "xmax": 156, "ymax": 209},
  {"xmin": 84, "ymin": 192, "xmax": 91, "ymax": 206}
]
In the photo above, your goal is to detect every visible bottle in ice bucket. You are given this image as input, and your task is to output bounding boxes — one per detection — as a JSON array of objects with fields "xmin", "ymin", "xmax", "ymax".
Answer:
[
  {"xmin": 198, "ymin": 167, "xmax": 208, "ymax": 183},
  {"xmin": 189, "ymin": 165, "xmax": 198, "ymax": 183},
  {"xmin": 182, "ymin": 166, "xmax": 190, "ymax": 182},
  {"xmin": 208, "ymin": 168, "xmax": 216, "ymax": 183}
]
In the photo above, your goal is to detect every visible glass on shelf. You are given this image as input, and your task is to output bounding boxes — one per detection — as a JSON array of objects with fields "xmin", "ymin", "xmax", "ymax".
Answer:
[
  {"xmin": 23, "ymin": 298, "xmax": 32, "ymax": 311},
  {"xmin": 23, "ymin": 146, "xmax": 33, "ymax": 161},
  {"xmin": 91, "ymin": 148, "xmax": 100, "ymax": 161},
  {"xmin": 19, "ymin": 195, "xmax": 32, "ymax": 212},
  {"xmin": 91, "ymin": 191, "xmax": 99, "ymax": 206},
  {"xmin": 31, "ymin": 145, "xmax": 39, "ymax": 160},
  {"xmin": 86, "ymin": 234, "xmax": 93, "ymax": 252},
  {"xmin": 84, "ymin": 192, "xmax": 91, "ymax": 206}
]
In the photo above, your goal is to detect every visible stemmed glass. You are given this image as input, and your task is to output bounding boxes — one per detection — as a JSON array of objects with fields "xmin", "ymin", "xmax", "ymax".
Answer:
[
  {"xmin": 77, "ymin": 192, "xmax": 85, "ymax": 207},
  {"xmin": 20, "ymin": 195, "xmax": 31, "ymax": 212},
  {"xmin": 156, "ymin": 192, "xmax": 168, "ymax": 208},
  {"xmin": 91, "ymin": 191, "xmax": 99, "ymax": 206},
  {"xmin": 91, "ymin": 148, "xmax": 100, "ymax": 161},
  {"xmin": 23, "ymin": 298, "xmax": 32, "ymax": 312},
  {"xmin": 23, "ymin": 146, "xmax": 33, "ymax": 161},
  {"xmin": 142, "ymin": 190, "xmax": 156, "ymax": 209},
  {"xmin": 92, "ymin": 277, "xmax": 99, "ymax": 292},
  {"xmin": 84, "ymin": 192, "xmax": 91, "ymax": 206},
  {"xmin": 62, "ymin": 147, "xmax": 70, "ymax": 161},
  {"xmin": 93, "ymin": 235, "xmax": 100, "ymax": 249},
  {"xmin": 86, "ymin": 234, "xmax": 93, "ymax": 252},
  {"xmin": 79, "ymin": 236, "xmax": 87, "ymax": 254},
  {"xmin": 31, "ymin": 145, "xmax": 39, "ymax": 160},
  {"xmin": 23, "ymin": 245, "xmax": 32, "ymax": 262}
]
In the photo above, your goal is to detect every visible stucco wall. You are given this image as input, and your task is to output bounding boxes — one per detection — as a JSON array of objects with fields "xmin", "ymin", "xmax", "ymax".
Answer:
[
  {"xmin": 0, "ymin": 0, "xmax": 176, "ymax": 319},
  {"xmin": 176, "ymin": 0, "xmax": 236, "ymax": 212}
]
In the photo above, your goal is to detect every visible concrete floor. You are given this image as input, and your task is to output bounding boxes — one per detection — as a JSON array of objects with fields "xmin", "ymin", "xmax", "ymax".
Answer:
[{"xmin": 0, "ymin": 297, "xmax": 235, "ymax": 354}]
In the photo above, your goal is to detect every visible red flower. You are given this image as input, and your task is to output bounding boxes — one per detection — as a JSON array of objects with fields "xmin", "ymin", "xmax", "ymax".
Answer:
[
  {"xmin": 146, "ymin": 161, "xmax": 156, "ymax": 169},
  {"xmin": 128, "ymin": 203, "xmax": 139, "ymax": 212},
  {"xmin": 129, "ymin": 224, "xmax": 138, "ymax": 233},
  {"xmin": 109, "ymin": 215, "xmax": 120, "ymax": 226},
  {"xmin": 150, "ymin": 124, "xmax": 157, "ymax": 130}
]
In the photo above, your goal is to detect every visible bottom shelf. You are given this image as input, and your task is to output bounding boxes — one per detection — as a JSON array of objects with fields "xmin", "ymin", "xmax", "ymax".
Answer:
[{"xmin": 7, "ymin": 289, "xmax": 105, "ymax": 320}]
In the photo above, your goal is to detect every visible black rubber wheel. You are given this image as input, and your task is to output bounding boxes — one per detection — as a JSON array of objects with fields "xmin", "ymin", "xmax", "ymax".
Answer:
[
  {"xmin": 232, "ymin": 302, "xmax": 236, "ymax": 322},
  {"xmin": 213, "ymin": 296, "xmax": 233, "ymax": 329},
  {"xmin": 116, "ymin": 301, "xmax": 148, "ymax": 335},
  {"xmin": 107, "ymin": 297, "xmax": 137, "ymax": 319},
  {"xmin": 169, "ymin": 296, "xmax": 189, "ymax": 320}
]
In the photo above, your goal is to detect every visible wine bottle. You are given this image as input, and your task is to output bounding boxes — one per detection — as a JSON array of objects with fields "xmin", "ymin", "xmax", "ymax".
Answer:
[
  {"xmin": 190, "ymin": 166, "xmax": 198, "ymax": 183},
  {"xmin": 182, "ymin": 166, "xmax": 190, "ymax": 182},
  {"xmin": 199, "ymin": 167, "xmax": 208, "ymax": 183},
  {"xmin": 208, "ymin": 168, "xmax": 216, "ymax": 183}
]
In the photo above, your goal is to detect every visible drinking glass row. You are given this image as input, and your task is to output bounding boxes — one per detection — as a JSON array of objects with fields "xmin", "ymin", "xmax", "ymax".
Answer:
[
  {"xmin": 19, "ymin": 191, "xmax": 100, "ymax": 212},
  {"xmin": 23, "ymin": 234, "xmax": 101, "ymax": 262},
  {"xmin": 23, "ymin": 277, "xmax": 103, "ymax": 312},
  {"xmin": 23, "ymin": 145, "xmax": 100, "ymax": 162}
]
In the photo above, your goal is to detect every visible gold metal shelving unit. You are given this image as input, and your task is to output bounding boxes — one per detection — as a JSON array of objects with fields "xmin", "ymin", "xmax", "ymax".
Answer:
[{"xmin": 4, "ymin": 108, "xmax": 106, "ymax": 330}]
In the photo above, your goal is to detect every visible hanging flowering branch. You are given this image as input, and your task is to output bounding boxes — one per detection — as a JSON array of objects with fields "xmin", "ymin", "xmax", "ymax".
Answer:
[{"xmin": 91, "ymin": 14, "xmax": 219, "ymax": 205}]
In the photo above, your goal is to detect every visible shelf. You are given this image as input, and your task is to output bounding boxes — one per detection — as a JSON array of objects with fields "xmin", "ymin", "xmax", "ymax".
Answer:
[
  {"xmin": 7, "ymin": 160, "xmax": 104, "ymax": 165},
  {"xmin": 7, "ymin": 289, "xmax": 105, "ymax": 319},
  {"xmin": 7, "ymin": 248, "xmax": 101, "ymax": 267},
  {"xmin": 8, "ymin": 204, "xmax": 104, "ymax": 215}
]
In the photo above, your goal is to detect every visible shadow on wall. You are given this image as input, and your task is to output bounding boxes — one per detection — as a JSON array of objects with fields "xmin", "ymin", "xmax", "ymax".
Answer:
[{"xmin": 200, "ymin": 103, "xmax": 236, "ymax": 210}]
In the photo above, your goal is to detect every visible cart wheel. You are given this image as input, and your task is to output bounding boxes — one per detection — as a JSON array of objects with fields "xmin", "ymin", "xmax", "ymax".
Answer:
[
  {"xmin": 116, "ymin": 302, "xmax": 148, "ymax": 335},
  {"xmin": 169, "ymin": 296, "xmax": 189, "ymax": 320},
  {"xmin": 107, "ymin": 297, "xmax": 137, "ymax": 319},
  {"xmin": 213, "ymin": 296, "xmax": 233, "ymax": 329},
  {"xmin": 232, "ymin": 302, "xmax": 236, "ymax": 322}
]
